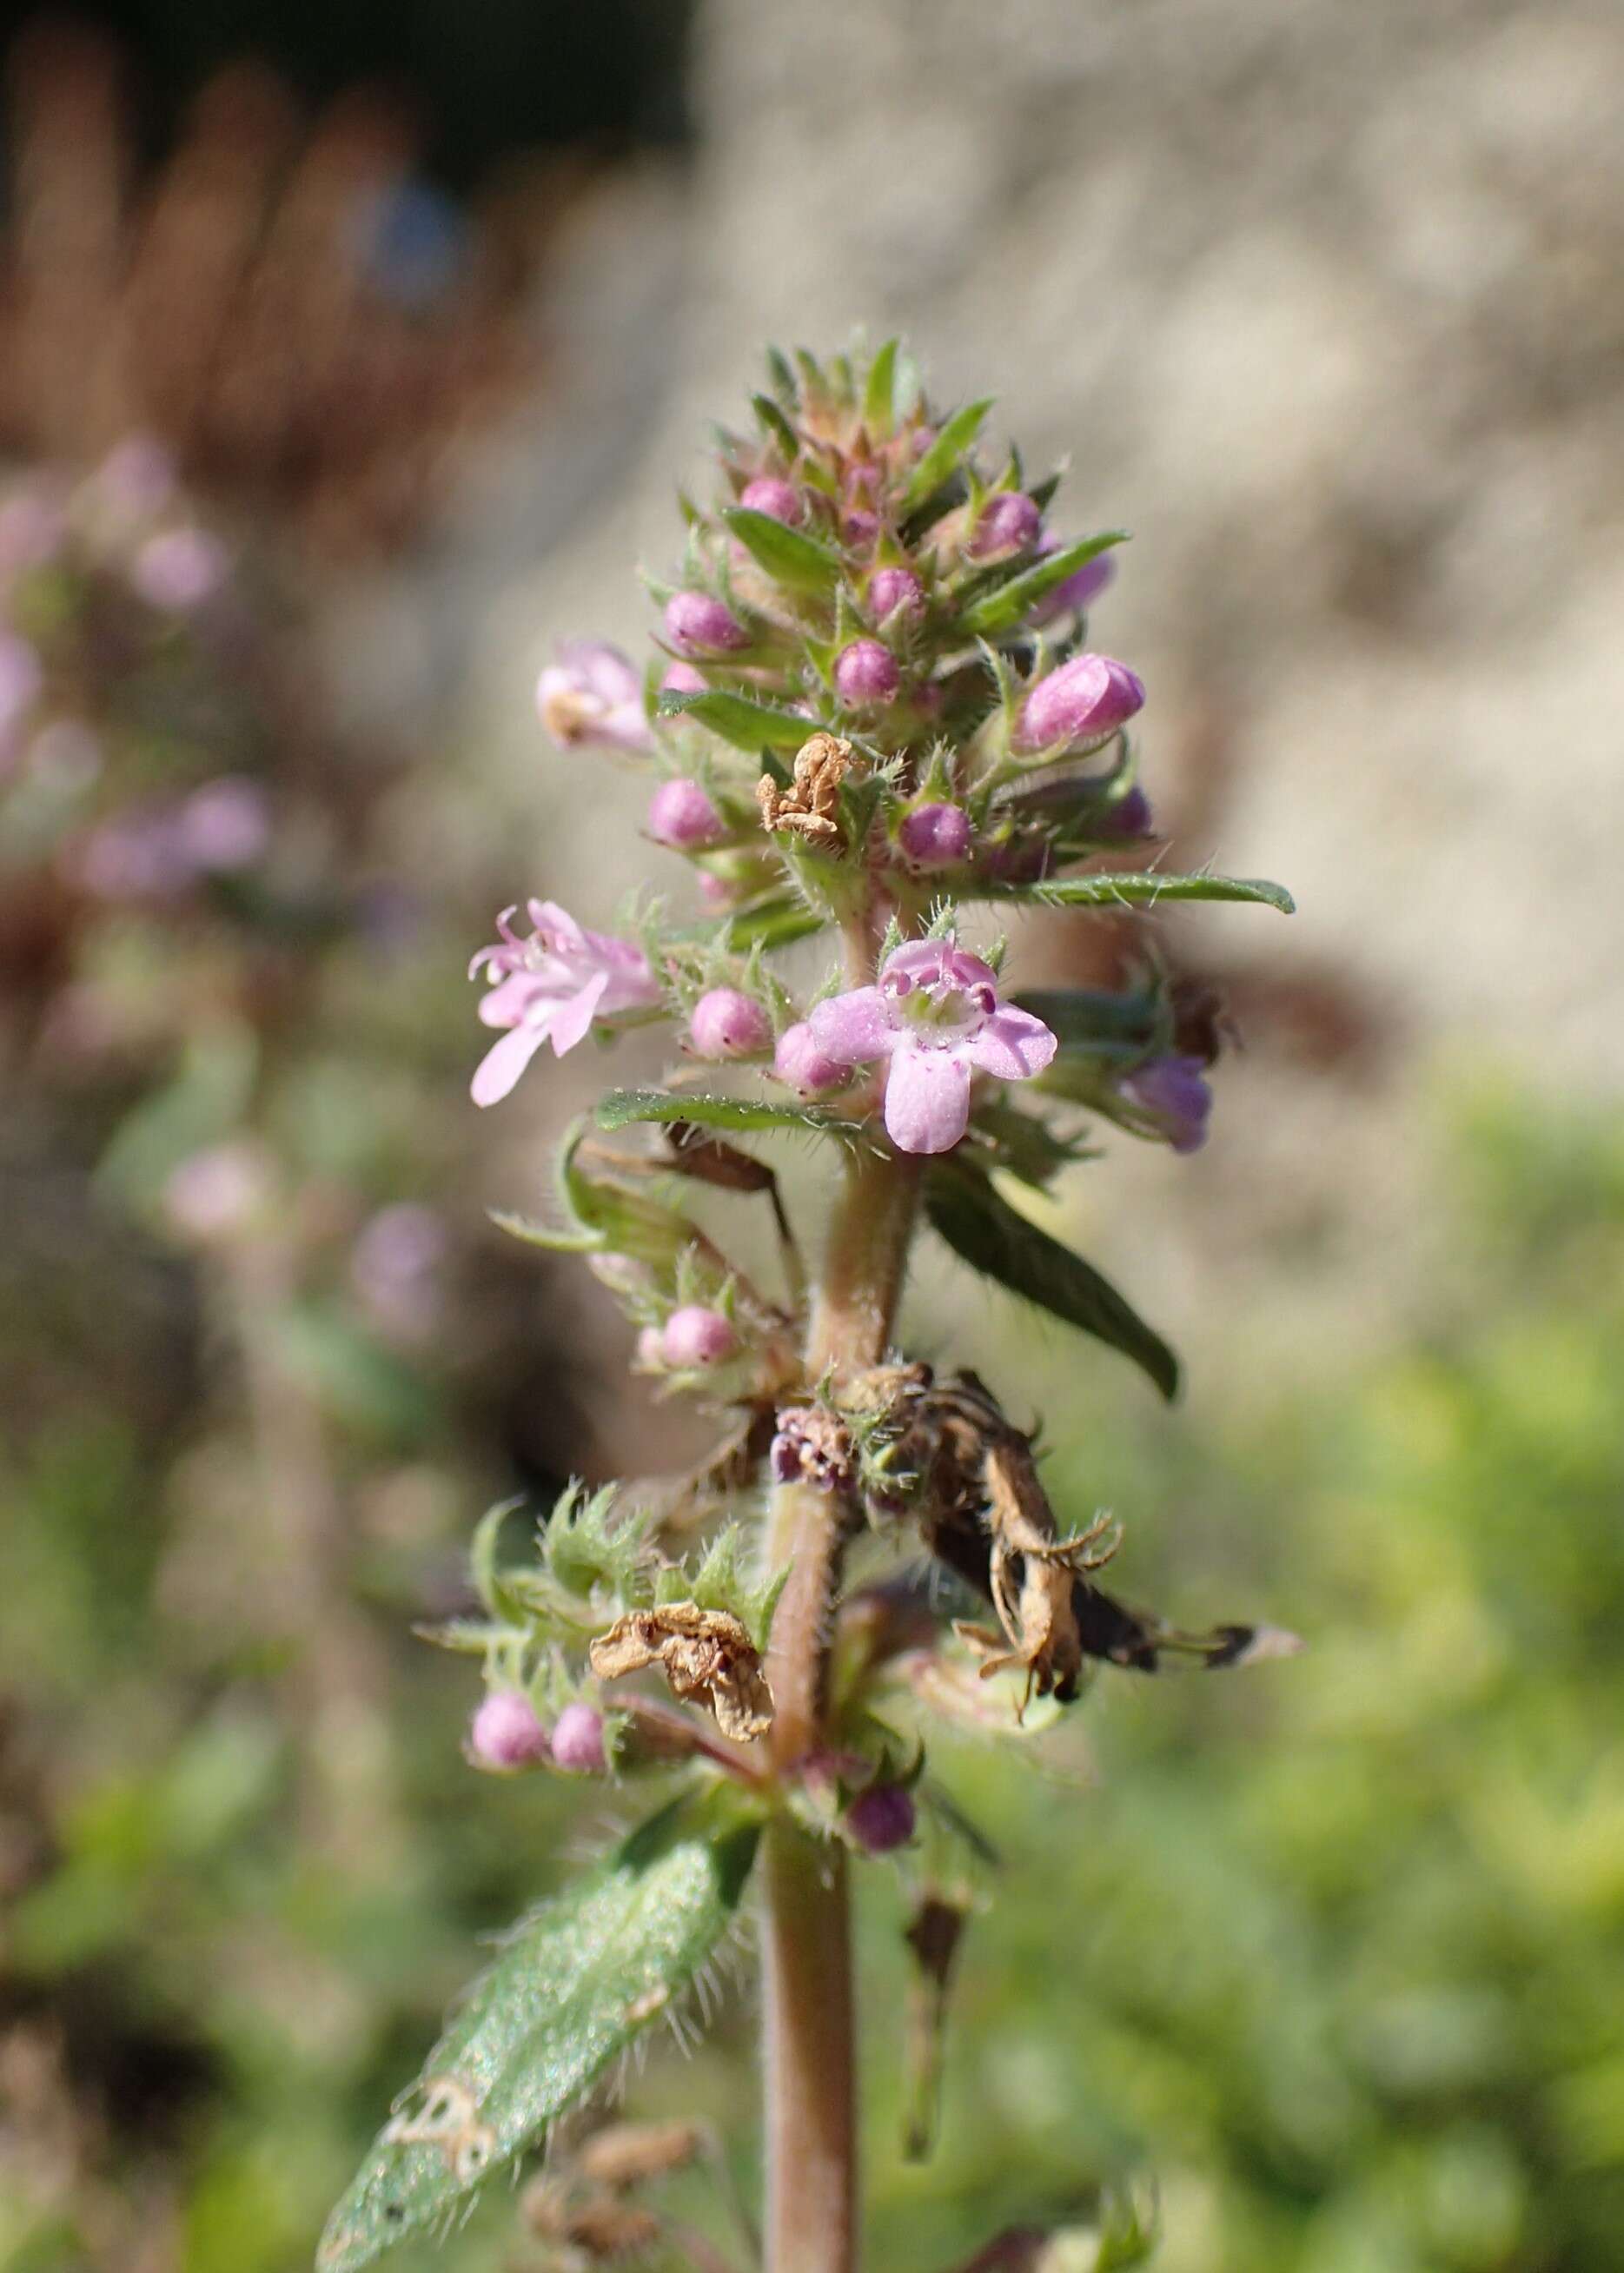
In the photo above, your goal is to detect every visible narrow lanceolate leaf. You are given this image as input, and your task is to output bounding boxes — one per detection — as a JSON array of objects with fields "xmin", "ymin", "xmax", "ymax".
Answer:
[
  {"xmin": 720, "ymin": 896, "xmax": 828, "ymax": 951},
  {"xmin": 984, "ymin": 871, "xmax": 1296, "ymax": 917},
  {"xmin": 959, "ymin": 531, "xmax": 1129, "ymax": 638},
  {"xmin": 904, "ymin": 397, "xmax": 996, "ymax": 510},
  {"xmin": 863, "ymin": 337, "xmax": 900, "ymax": 436},
  {"xmin": 316, "ymin": 1799, "xmax": 759, "ymax": 2273},
  {"xmin": 925, "ymin": 1162, "xmax": 1180, "ymax": 1402},
  {"xmin": 595, "ymin": 1087, "xmax": 863, "ymax": 1142},
  {"xmin": 720, "ymin": 507, "xmax": 843, "ymax": 596},
  {"xmin": 656, "ymin": 686, "xmax": 813, "ymax": 751}
]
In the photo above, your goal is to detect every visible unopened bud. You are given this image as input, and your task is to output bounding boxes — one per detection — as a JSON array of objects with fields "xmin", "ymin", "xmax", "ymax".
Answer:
[
  {"xmin": 549, "ymin": 1701, "xmax": 607, "ymax": 1774},
  {"xmin": 469, "ymin": 1692, "xmax": 550, "ymax": 1772},
  {"xmin": 661, "ymin": 1305, "xmax": 737, "ymax": 1368},
  {"xmin": 1015, "ymin": 653, "xmax": 1145, "ymax": 752},
  {"xmin": 689, "ymin": 986, "xmax": 772, "ymax": 1058},
  {"xmin": 898, "ymin": 802, "xmax": 972, "ymax": 870},
  {"xmin": 647, "ymin": 779, "xmax": 726, "ymax": 849},
  {"xmin": 1120, "ymin": 1053, "xmax": 1212, "ymax": 1154},
  {"xmin": 972, "ymin": 491, "xmax": 1042, "ymax": 558},
  {"xmin": 834, "ymin": 639, "xmax": 900, "ymax": 707},
  {"xmin": 846, "ymin": 1782, "xmax": 916, "ymax": 1854},
  {"xmin": 773, "ymin": 1020, "xmax": 852, "ymax": 1096},
  {"xmin": 739, "ymin": 476, "xmax": 802, "ymax": 524},
  {"xmin": 660, "ymin": 659, "xmax": 707, "ymax": 696},
  {"xmin": 665, "ymin": 591, "xmax": 750, "ymax": 655},
  {"xmin": 869, "ymin": 566, "xmax": 924, "ymax": 621}
]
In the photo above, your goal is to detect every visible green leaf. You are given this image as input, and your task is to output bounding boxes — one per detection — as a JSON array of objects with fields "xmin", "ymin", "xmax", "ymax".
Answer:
[
  {"xmin": 316, "ymin": 1796, "xmax": 760, "ymax": 2273},
  {"xmin": 656, "ymin": 686, "xmax": 812, "ymax": 752},
  {"xmin": 595, "ymin": 1087, "xmax": 862, "ymax": 1142},
  {"xmin": 720, "ymin": 897, "xmax": 828, "ymax": 951},
  {"xmin": 863, "ymin": 337, "xmax": 900, "ymax": 436},
  {"xmin": 925, "ymin": 1161, "xmax": 1180, "ymax": 1401},
  {"xmin": 720, "ymin": 507, "xmax": 843, "ymax": 597},
  {"xmin": 752, "ymin": 392, "xmax": 801, "ymax": 461},
  {"xmin": 985, "ymin": 870, "xmax": 1296, "ymax": 917},
  {"xmin": 1011, "ymin": 985, "xmax": 1164, "ymax": 1056},
  {"xmin": 487, "ymin": 1206, "xmax": 601, "ymax": 1256},
  {"xmin": 960, "ymin": 531, "xmax": 1129, "ymax": 638},
  {"xmin": 904, "ymin": 397, "xmax": 995, "ymax": 510}
]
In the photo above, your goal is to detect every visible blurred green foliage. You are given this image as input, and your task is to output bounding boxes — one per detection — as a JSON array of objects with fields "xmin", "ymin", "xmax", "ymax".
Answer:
[{"xmin": 4, "ymin": 1077, "xmax": 1623, "ymax": 2271}]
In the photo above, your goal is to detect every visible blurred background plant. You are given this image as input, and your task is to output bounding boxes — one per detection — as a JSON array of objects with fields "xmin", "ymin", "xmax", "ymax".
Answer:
[{"xmin": 0, "ymin": 2, "xmax": 1620, "ymax": 2270}]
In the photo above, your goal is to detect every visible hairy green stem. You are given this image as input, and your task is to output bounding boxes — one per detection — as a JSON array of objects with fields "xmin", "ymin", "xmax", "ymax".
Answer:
[{"xmin": 760, "ymin": 1128, "xmax": 921, "ymax": 2273}]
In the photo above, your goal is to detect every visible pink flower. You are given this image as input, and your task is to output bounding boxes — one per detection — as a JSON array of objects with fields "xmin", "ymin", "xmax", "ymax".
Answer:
[
  {"xmin": 177, "ymin": 777, "xmax": 270, "ymax": 871},
  {"xmin": 647, "ymin": 779, "xmax": 725, "ymax": 849},
  {"xmin": 130, "ymin": 527, "xmax": 229, "ymax": 612},
  {"xmin": 468, "ymin": 1692, "xmax": 550, "ymax": 1772},
  {"xmin": 808, "ymin": 938, "xmax": 1057, "ymax": 1155},
  {"xmin": 739, "ymin": 476, "xmax": 802, "ymax": 524},
  {"xmin": 689, "ymin": 986, "xmax": 772, "ymax": 1058},
  {"xmin": 660, "ymin": 659, "xmax": 708, "ymax": 696},
  {"xmin": 469, "ymin": 899, "xmax": 661, "ymax": 1107},
  {"xmin": 834, "ymin": 638, "xmax": 900, "ymax": 707},
  {"xmin": 1015, "ymin": 654, "xmax": 1144, "ymax": 753},
  {"xmin": 664, "ymin": 591, "xmax": 750, "ymax": 655},
  {"xmin": 1119, "ymin": 1054, "xmax": 1212, "ymax": 1154},
  {"xmin": 536, "ymin": 640, "xmax": 653, "ymax": 752}
]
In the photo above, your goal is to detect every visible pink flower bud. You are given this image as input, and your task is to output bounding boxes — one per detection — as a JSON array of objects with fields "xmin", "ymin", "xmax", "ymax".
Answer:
[
  {"xmin": 661, "ymin": 659, "xmax": 708, "ymax": 696},
  {"xmin": 549, "ymin": 1702, "xmax": 607, "ymax": 1774},
  {"xmin": 1120, "ymin": 1053, "xmax": 1212, "ymax": 1154},
  {"xmin": 868, "ymin": 566, "xmax": 924, "ymax": 621},
  {"xmin": 689, "ymin": 986, "xmax": 772, "ymax": 1058},
  {"xmin": 665, "ymin": 591, "xmax": 750, "ymax": 655},
  {"xmin": 774, "ymin": 1020, "xmax": 852, "ymax": 1097},
  {"xmin": 469, "ymin": 1692, "xmax": 550, "ymax": 1772},
  {"xmin": 661, "ymin": 1305, "xmax": 737, "ymax": 1368},
  {"xmin": 973, "ymin": 492, "xmax": 1042, "ymax": 558},
  {"xmin": 647, "ymin": 779, "xmax": 726, "ymax": 849},
  {"xmin": 842, "ymin": 507, "xmax": 879, "ymax": 549},
  {"xmin": 739, "ymin": 476, "xmax": 802, "ymax": 524},
  {"xmin": 834, "ymin": 639, "xmax": 900, "ymax": 707},
  {"xmin": 898, "ymin": 802, "xmax": 972, "ymax": 870},
  {"xmin": 1030, "ymin": 541, "xmax": 1117, "ymax": 624},
  {"xmin": 846, "ymin": 1782, "xmax": 916, "ymax": 1853},
  {"xmin": 1016, "ymin": 653, "xmax": 1145, "ymax": 752}
]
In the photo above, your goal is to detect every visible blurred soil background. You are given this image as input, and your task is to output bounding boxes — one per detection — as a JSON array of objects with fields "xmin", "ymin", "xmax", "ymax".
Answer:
[{"xmin": 1, "ymin": 3, "xmax": 1621, "ymax": 2270}]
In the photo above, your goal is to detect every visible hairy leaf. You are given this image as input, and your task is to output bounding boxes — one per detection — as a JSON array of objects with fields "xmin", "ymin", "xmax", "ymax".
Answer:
[
  {"xmin": 316, "ymin": 1798, "xmax": 759, "ymax": 2272},
  {"xmin": 925, "ymin": 1163, "xmax": 1180, "ymax": 1402},
  {"xmin": 656, "ymin": 686, "xmax": 813, "ymax": 751},
  {"xmin": 864, "ymin": 336, "xmax": 900, "ymax": 436},
  {"xmin": 596, "ymin": 1087, "xmax": 862, "ymax": 1141},
  {"xmin": 720, "ymin": 897, "xmax": 828, "ymax": 951},
  {"xmin": 986, "ymin": 871, "xmax": 1296, "ymax": 917},
  {"xmin": 959, "ymin": 531, "xmax": 1129, "ymax": 638},
  {"xmin": 720, "ymin": 507, "xmax": 843, "ymax": 596}
]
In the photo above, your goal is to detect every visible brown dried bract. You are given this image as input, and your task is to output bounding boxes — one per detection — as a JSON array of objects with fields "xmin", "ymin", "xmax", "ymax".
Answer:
[
  {"xmin": 522, "ymin": 2175, "xmax": 662, "ymax": 2259},
  {"xmin": 589, "ymin": 1601, "xmax": 773, "ymax": 1740},
  {"xmin": 955, "ymin": 1434, "xmax": 1117, "ymax": 1709},
  {"xmin": 756, "ymin": 731, "xmax": 852, "ymax": 849},
  {"xmin": 578, "ymin": 2118, "xmax": 706, "ymax": 2192}
]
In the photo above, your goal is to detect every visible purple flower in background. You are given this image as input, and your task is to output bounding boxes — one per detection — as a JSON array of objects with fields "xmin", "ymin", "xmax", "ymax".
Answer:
[
  {"xmin": 162, "ymin": 1143, "xmax": 272, "ymax": 1244},
  {"xmin": 1120, "ymin": 1053, "xmax": 1213, "ymax": 1154},
  {"xmin": 469, "ymin": 899, "xmax": 661, "ymax": 1107},
  {"xmin": 1028, "ymin": 536, "xmax": 1117, "ymax": 624},
  {"xmin": 93, "ymin": 437, "xmax": 176, "ymax": 522},
  {"xmin": 177, "ymin": 777, "xmax": 270, "ymax": 871},
  {"xmin": 536, "ymin": 640, "xmax": 653, "ymax": 752},
  {"xmin": 549, "ymin": 1702, "xmax": 607, "ymax": 1774},
  {"xmin": 468, "ymin": 1692, "xmax": 550, "ymax": 1773},
  {"xmin": 0, "ymin": 633, "xmax": 43, "ymax": 735},
  {"xmin": 0, "ymin": 487, "xmax": 66, "ymax": 579},
  {"xmin": 1015, "ymin": 653, "xmax": 1145, "ymax": 752},
  {"xmin": 130, "ymin": 528, "xmax": 229, "ymax": 613},
  {"xmin": 351, "ymin": 1203, "xmax": 448, "ymax": 1338},
  {"xmin": 808, "ymin": 938, "xmax": 1057, "ymax": 1155},
  {"xmin": 664, "ymin": 591, "xmax": 751, "ymax": 656}
]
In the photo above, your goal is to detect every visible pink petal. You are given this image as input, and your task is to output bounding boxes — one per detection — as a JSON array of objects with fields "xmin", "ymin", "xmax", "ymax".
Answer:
[
  {"xmin": 471, "ymin": 1018, "xmax": 553, "ymax": 1107},
  {"xmin": 970, "ymin": 1005, "xmax": 1058, "ymax": 1081},
  {"xmin": 547, "ymin": 968, "xmax": 610, "ymax": 1056},
  {"xmin": 883, "ymin": 1044, "xmax": 971, "ymax": 1154},
  {"xmin": 527, "ymin": 899, "xmax": 586, "ymax": 951},
  {"xmin": 478, "ymin": 972, "xmax": 538, "ymax": 1027},
  {"xmin": 808, "ymin": 985, "xmax": 896, "ymax": 1064}
]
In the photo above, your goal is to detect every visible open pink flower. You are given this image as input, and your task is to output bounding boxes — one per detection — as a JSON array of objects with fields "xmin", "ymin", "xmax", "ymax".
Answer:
[
  {"xmin": 807, "ymin": 938, "xmax": 1057, "ymax": 1155},
  {"xmin": 469, "ymin": 899, "xmax": 660, "ymax": 1106},
  {"xmin": 535, "ymin": 641, "xmax": 653, "ymax": 752}
]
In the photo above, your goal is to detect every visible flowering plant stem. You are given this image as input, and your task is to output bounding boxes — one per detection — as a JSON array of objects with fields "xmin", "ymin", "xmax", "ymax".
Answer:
[{"xmin": 763, "ymin": 1118, "xmax": 923, "ymax": 2273}]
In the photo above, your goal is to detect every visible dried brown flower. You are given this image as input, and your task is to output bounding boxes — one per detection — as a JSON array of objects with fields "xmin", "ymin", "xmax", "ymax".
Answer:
[
  {"xmin": 756, "ymin": 732, "xmax": 853, "ymax": 849},
  {"xmin": 589, "ymin": 1601, "xmax": 773, "ymax": 1740},
  {"xmin": 578, "ymin": 2118, "xmax": 706, "ymax": 2192}
]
